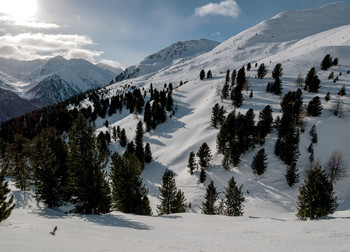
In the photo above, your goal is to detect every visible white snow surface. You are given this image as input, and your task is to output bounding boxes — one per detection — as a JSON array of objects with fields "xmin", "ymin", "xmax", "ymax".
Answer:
[{"xmin": 2, "ymin": 2, "xmax": 350, "ymax": 251}]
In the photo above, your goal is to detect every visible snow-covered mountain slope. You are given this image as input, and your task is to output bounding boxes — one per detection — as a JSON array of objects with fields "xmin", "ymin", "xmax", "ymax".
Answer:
[
  {"xmin": 0, "ymin": 56, "xmax": 117, "ymax": 122},
  {"xmin": 96, "ymin": 62, "xmax": 124, "ymax": 76},
  {"xmin": 2, "ymin": 2, "xmax": 350, "ymax": 251},
  {"xmin": 114, "ymin": 38, "xmax": 220, "ymax": 82},
  {"xmin": 101, "ymin": 2, "xmax": 350, "ymax": 214}
]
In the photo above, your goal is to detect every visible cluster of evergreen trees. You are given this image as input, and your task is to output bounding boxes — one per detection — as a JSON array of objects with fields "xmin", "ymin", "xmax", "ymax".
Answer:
[
  {"xmin": 187, "ymin": 143, "xmax": 212, "ymax": 183},
  {"xmin": 201, "ymin": 178, "xmax": 244, "ymax": 216},
  {"xmin": 266, "ymin": 63, "xmax": 283, "ymax": 95},
  {"xmin": 216, "ymin": 105, "xmax": 273, "ymax": 169}
]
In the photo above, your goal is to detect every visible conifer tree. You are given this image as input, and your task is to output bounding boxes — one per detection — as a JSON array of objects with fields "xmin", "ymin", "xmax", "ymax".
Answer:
[
  {"xmin": 67, "ymin": 113, "xmax": 111, "ymax": 214},
  {"xmin": 207, "ymin": 70, "xmax": 213, "ymax": 79},
  {"xmin": 187, "ymin": 152, "xmax": 196, "ymax": 175},
  {"xmin": 221, "ymin": 81, "xmax": 230, "ymax": 99},
  {"xmin": 305, "ymin": 67, "xmax": 321, "ymax": 93},
  {"xmin": 166, "ymin": 92, "xmax": 173, "ymax": 111},
  {"xmin": 325, "ymin": 92, "xmax": 330, "ymax": 102},
  {"xmin": 236, "ymin": 67, "xmax": 246, "ymax": 90},
  {"xmin": 200, "ymin": 70, "xmax": 205, "ymax": 80},
  {"xmin": 307, "ymin": 96, "xmax": 323, "ymax": 116},
  {"xmin": 225, "ymin": 69, "xmax": 230, "ymax": 83},
  {"xmin": 224, "ymin": 176, "xmax": 244, "ymax": 216},
  {"xmin": 110, "ymin": 152, "xmax": 151, "ymax": 215},
  {"xmin": 257, "ymin": 63, "xmax": 267, "ymax": 79},
  {"xmin": 249, "ymin": 90, "xmax": 253, "ymax": 99},
  {"xmin": 157, "ymin": 169, "xmax": 186, "ymax": 215},
  {"xmin": 272, "ymin": 63, "xmax": 283, "ymax": 79},
  {"xmin": 247, "ymin": 63, "xmax": 251, "ymax": 71},
  {"xmin": 211, "ymin": 103, "xmax": 220, "ymax": 128},
  {"xmin": 231, "ymin": 86, "xmax": 243, "ymax": 108},
  {"xmin": 0, "ymin": 166, "xmax": 15, "ymax": 222},
  {"xmin": 135, "ymin": 121, "xmax": 145, "ymax": 165},
  {"xmin": 144, "ymin": 143, "xmax": 152, "ymax": 163},
  {"xmin": 201, "ymin": 180, "xmax": 219, "ymax": 215},
  {"xmin": 196, "ymin": 143, "xmax": 212, "ymax": 168},
  {"xmin": 257, "ymin": 105, "xmax": 273, "ymax": 143},
  {"xmin": 119, "ymin": 128, "xmax": 127, "ymax": 147},
  {"xmin": 30, "ymin": 127, "xmax": 68, "ymax": 208},
  {"xmin": 112, "ymin": 126, "xmax": 117, "ymax": 141},
  {"xmin": 271, "ymin": 77, "xmax": 282, "ymax": 95},
  {"xmin": 285, "ymin": 163, "xmax": 300, "ymax": 187},
  {"xmin": 320, "ymin": 54, "xmax": 333, "ymax": 70},
  {"xmin": 251, "ymin": 148, "xmax": 268, "ymax": 176},
  {"xmin": 296, "ymin": 166, "xmax": 337, "ymax": 220},
  {"xmin": 338, "ymin": 85, "xmax": 346, "ymax": 96}
]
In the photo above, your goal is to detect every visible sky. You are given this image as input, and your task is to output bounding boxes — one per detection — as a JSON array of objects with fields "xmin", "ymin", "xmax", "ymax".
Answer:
[{"xmin": 0, "ymin": 0, "xmax": 349, "ymax": 68}]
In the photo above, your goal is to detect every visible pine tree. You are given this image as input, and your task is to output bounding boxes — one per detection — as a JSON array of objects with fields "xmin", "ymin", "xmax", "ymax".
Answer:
[
  {"xmin": 221, "ymin": 81, "xmax": 230, "ymax": 99},
  {"xmin": 201, "ymin": 180, "xmax": 219, "ymax": 215},
  {"xmin": 119, "ymin": 128, "xmax": 127, "ymax": 147},
  {"xmin": 144, "ymin": 143, "xmax": 152, "ymax": 163},
  {"xmin": 112, "ymin": 126, "xmax": 117, "ymax": 141},
  {"xmin": 187, "ymin": 152, "xmax": 196, "ymax": 175},
  {"xmin": 257, "ymin": 105, "xmax": 273, "ymax": 143},
  {"xmin": 272, "ymin": 63, "xmax": 283, "ymax": 79},
  {"xmin": 247, "ymin": 63, "xmax": 251, "ymax": 71},
  {"xmin": 200, "ymin": 70, "xmax": 205, "ymax": 80},
  {"xmin": 231, "ymin": 86, "xmax": 243, "ymax": 108},
  {"xmin": 207, "ymin": 70, "xmax": 213, "ymax": 79},
  {"xmin": 257, "ymin": 63, "xmax": 267, "ymax": 79},
  {"xmin": 249, "ymin": 90, "xmax": 253, "ymax": 99},
  {"xmin": 225, "ymin": 69, "xmax": 230, "ymax": 83},
  {"xmin": 251, "ymin": 148, "xmax": 268, "ymax": 176},
  {"xmin": 211, "ymin": 103, "xmax": 220, "ymax": 128},
  {"xmin": 157, "ymin": 169, "xmax": 186, "ymax": 215},
  {"xmin": 236, "ymin": 67, "xmax": 246, "ymax": 90},
  {"xmin": 30, "ymin": 127, "xmax": 68, "ymax": 208},
  {"xmin": 166, "ymin": 92, "xmax": 173, "ymax": 111},
  {"xmin": 135, "ymin": 121, "xmax": 145, "ymax": 165},
  {"xmin": 271, "ymin": 77, "xmax": 282, "ymax": 95},
  {"xmin": 285, "ymin": 163, "xmax": 300, "ymax": 187},
  {"xmin": 305, "ymin": 67, "xmax": 321, "ymax": 93},
  {"xmin": 224, "ymin": 176, "xmax": 244, "ymax": 216},
  {"xmin": 307, "ymin": 96, "xmax": 323, "ymax": 116},
  {"xmin": 320, "ymin": 54, "xmax": 333, "ymax": 70},
  {"xmin": 110, "ymin": 152, "xmax": 151, "ymax": 215},
  {"xmin": 296, "ymin": 166, "xmax": 337, "ymax": 220},
  {"xmin": 196, "ymin": 143, "xmax": 212, "ymax": 168},
  {"xmin": 0, "ymin": 166, "xmax": 15, "ymax": 222},
  {"xmin": 67, "ymin": 113, "xmax": 111, "ymax": 214}
]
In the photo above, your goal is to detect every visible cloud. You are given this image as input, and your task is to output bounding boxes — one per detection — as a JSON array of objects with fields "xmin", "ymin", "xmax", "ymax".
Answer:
[
  {"xmin": 99, "ymin": 59, "xmax": 124, "ymax": 69},
  {"xmin": 194, "ymin": 0, "xmax": 241, "ymax": 18},
  {"xmin": 0, "ymin": 15, "xmax": 59, "ymax": 29},
  {"xmin": 0, "ymin": 33, "xmax": 102, "ymax": 62}
]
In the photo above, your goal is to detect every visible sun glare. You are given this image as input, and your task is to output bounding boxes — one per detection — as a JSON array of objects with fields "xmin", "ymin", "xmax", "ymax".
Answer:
[{"xmin": 0, "ymin": 0, "xmax": 37, "ymax": 21}]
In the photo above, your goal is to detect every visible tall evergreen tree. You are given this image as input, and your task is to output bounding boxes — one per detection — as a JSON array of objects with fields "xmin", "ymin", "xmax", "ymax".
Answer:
[
  {"xmin": 305, "ymin": 67, "xmax": 321, "ymax": 93},
  {"xmin": 207, "ymin": 70, "xmax": 213, "ymax": 79},
  {"xmin": 135, "ymin": 121, "xmax": 145, "ymax": 165},
  {"xmin": 119, "ymin": 128, "xmax": 127, "ymax": 147},
  {"xmin": 231, "ymin": 86, "xmax": 243, "ymax": 108},
  {"xmin": 0, "ymin": 166, "xmax": 15, "ymax": 222},
  {"xmin": 257, "ymin": 63, "xmax": 267, "ymax": 79},
  {"xmin": 285, "ymin": 163, "xmax": 300, "ymax": 187},
  {"xmin": 187, "ymin": 152, "xmax": 196, "ymax": 175},
  {"xmin": 309, "ymin": 124, "xmax": 318, "ymax": 144},
  {"xmin": 200, "ymin": 70, "xmax": 205, "ymax": 80},
  {"xmin": 166, "ymin": 92, "xmax": 173, "ymax": 111},
  {"xmin": 67, "ymin": 113, "xmax": 111, "ymax": 214},
  {"xmin": 296, "ymin": 166, "xmax": 337, "ymax": 220},
  {"xmin": 225, "ymin": 69, "xmax": 230, "ymax": 83},
  {"xmin": 236, "ymin": 66, "xmax": 246, "ymax": 90},
  {"xmin": 251, "ymin": 148, "xmax": 268, "ymax": 176},
  {"xmin": 257, "ymin": 105, "xmax": 273, "ymax": 143},
  {"xmin": 224, "ymin": 176, "xmax": 244, "ymax": 216},
  {"xmin": 196, "ymin": 143, "xmax": 212, "ymax": 168},
  {"xmin": 199, "ymin": 168, "xmax": 206, "ymax": 183},
  {"xmin": 320, "ymin": 54, "xmax": 333, "ymax": 70},
  {"xmin": 110, "ymin": 152, "xmax": 151, "ymax": 215},
  {"xmin": 30, "ymin": 127, "xmax": 68, "ymax": 208},
  {"xmin": 307, "ymin": 96, "xmax": 323, "ymax": 116},
  {"xmin": 221, "ymin": 81, "xmax": 230, "ymax": 99},
  {"xmin": 231, "ymin": 69, "xmax": 237, "ymax": 86},
  {"xmin": 272, "ymin": 63, "xmax": 283, "ymax": 79},
  {"xmin": 157, "ymin": 169, "xmax": 186, "ymax": 215},
  {"xmin": 201, "ymin": 180, "xmax": 219, "ymax": 215}
]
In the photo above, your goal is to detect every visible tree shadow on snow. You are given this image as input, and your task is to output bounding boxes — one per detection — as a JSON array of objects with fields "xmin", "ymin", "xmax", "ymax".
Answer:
[{"xmin": 81, "ymin": 213, "xmax": 151, "ymax": 230}]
